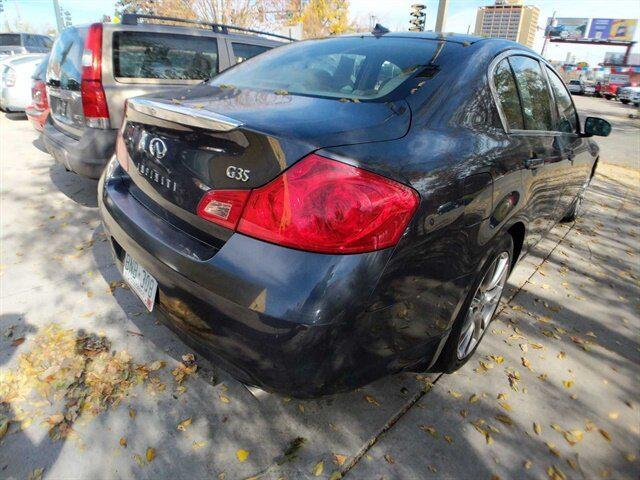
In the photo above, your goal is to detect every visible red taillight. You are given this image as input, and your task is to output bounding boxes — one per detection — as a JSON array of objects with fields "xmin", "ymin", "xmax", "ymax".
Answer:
[
  {"xmin": 81, "ymin": 23, "xmax": 109, "ymax": 127},
  {"xmin": 197, "ymin": 190, "xmax": 251, "ymax": 230},
  {"xmin": 223, "ymin": 154, "xmax": 419, "ymax": 254},
  {"xmin": 31, "ymin": 80, "xmax": 48, "ymax": 110}
]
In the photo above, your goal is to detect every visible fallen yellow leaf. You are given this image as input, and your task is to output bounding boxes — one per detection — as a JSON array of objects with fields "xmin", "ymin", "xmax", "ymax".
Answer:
[
  {"xmin": 599, "ymin": 429, "xmax": 612, "ymax": 442},
  {"xmin": 177, "ymin": 417, "xmax": 192, "ymax": 431},
  {"xmin": 146, "ymin": 447, "xmax": 155, "ymax": 462},
  {"xmin": 534, "ymin": 422, "xmax": 541, "ymax": 435},
  {"xmin": 313, "ymin": 460, "xmax": 324, "ymax": 476},
  {"xmin": 236, "ymin": 449, "xmax": 250, "ymax": 462},
  {"xmin": 334, "ymin": 454, "xmax": 347, "ymax": 466},
  {"xmin": 219, "ymin": 394, "xmax": 230, "ymax": 403},
  {"xmin": 119, "ymin": 437, "xmax": 127, "ymax": 447}
]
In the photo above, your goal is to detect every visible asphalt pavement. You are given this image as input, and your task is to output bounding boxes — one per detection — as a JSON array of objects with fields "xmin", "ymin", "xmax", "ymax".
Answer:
[{"xmin": 0, "ymin": 96, "xmax": 638, "ymax": 480}]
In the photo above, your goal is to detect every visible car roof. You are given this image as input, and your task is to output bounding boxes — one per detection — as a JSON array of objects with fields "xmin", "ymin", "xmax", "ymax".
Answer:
[{"xmin": 68, "ymin": 22, "xmax": 286, "ymax": 46}]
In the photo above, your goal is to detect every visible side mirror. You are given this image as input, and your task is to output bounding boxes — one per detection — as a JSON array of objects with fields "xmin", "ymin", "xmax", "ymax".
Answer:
[{"xmin": 583, "ymin": 116, "xmax": 612, "ymax": 137}]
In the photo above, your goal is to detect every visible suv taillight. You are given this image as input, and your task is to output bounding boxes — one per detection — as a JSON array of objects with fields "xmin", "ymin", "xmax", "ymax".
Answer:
[
  {"xmin": 31, "ymin": 79, "xmax": 48, "ymax": 110},
  {"xmin": 81, "ymin": 23, "xmax": 109, "ymax": 128},
  {"xmin": 197, "ymin": 154, "xmax": 420, "ymax": 254}
]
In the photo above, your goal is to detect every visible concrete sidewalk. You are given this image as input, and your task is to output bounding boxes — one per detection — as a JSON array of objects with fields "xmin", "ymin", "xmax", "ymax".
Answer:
[{"xmin": 1, "ymin": 113, "xmax": 639, "ymax": 480}]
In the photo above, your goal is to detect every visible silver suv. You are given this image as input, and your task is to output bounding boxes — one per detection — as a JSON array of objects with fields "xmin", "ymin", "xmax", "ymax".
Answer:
[{"xmin": 43, "ymin": 14, "xmax": 289, "ymax": 179}]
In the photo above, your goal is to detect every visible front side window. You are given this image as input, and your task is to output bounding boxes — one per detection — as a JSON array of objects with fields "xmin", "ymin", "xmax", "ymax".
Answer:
[
  {"xmin": 493, "ymin": 58, "xmax": 524, "ymax": 130},
  {"xmin": 508, "ymin": 56, "xmax": 553, "ymax": 131},
  {"xmin": 113, "ymin": 32, "xmax": 219, "ymax": 80},
  {"xmin": 210, "ymin": 37, "xmax": 443, "ymax": 101},
  {"xmin": 545, "ymin": 66, "xmax": 578, "ymax": 133},
  {"xmin": 232, "ymin": 42, "xmax": 270, "ymax": 63}
]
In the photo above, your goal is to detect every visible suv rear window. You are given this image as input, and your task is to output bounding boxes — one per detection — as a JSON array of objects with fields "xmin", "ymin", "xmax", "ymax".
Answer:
[
  {"xmin": 47, "ymin": 27, "xmax": 85, "ymax": 90},
  {"xmin": 0, "ymin": 34, "xmax": 21, "ymax": 46},
  {"xmin": 210, "ymin": 36, "xmax": 441, "ymax": 101},
  {"xmin": 113, "ymin": 32, "xmax": 219, "ymax": 80}
]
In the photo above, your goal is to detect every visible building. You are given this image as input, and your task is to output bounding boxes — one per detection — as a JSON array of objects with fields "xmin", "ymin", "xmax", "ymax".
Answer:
[{"xmin": 474, "ymin": 0, "xmax": 540, "ymax": 48}]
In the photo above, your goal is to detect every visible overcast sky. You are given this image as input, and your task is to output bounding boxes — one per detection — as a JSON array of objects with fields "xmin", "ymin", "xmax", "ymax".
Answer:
[{"xmin": 3, "ymin": 0, "xmax": 639, "ymax": 65}]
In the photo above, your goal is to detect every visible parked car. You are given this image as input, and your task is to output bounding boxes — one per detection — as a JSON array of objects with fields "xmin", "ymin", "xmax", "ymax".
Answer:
[
  {"xmin": 25, "ymin": 54, "xmax": 50, "ymax": 131},
  {"xmin": 0, "ymin": 32, "xmax": 52, "ymax": 57},
  {"xmin": 98, "ymin": 31, "xmax": 611, "ymax": 397},
  {"xmin": 0, "ymin": 53, "xmax": 46, "ymax": 111},
  {"xmin": 583, "ymin": 82, "xmax": 596, "ymax": 95},
  {"xmin": 567, "ymin": 79, "xmax": 585, "ymax": 95},
  {"xmin": 43, "ymin": 15, "xmax": 288, "ymax": 179},
  {"xmin": 617, "ymin": 86, "xmax": 640, "ymax": 106}
]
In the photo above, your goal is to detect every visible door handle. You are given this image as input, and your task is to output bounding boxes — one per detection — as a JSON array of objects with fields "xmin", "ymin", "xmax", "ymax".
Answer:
[{"xmin": 525, "ymin": 157, "xmax": 544, "ymax": 169}]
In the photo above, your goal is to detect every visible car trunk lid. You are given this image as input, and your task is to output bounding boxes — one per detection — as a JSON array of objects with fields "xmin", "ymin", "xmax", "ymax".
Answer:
[{"xmin": 121, "ymin": 87, "xmax": 411, "ymax": 241}]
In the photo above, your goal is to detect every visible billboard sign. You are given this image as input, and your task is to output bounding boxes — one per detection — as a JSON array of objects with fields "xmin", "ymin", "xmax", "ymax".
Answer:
[
  {"xmin": 588, "ymin": 19, "xmax": 637, "ymax": 42},
  {"xmin": 546, "ymin": 18, "xmax": 588, "ymax": 40},
  {"xmin": 604, "ymin": 52, "xmax": 625, "ymax": 65}
]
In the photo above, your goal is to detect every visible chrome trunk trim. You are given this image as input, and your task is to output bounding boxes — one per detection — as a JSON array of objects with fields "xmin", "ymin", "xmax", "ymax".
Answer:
[{"xmin": 127, "ymin": 97, "xmax": 243, "ymax": 132}]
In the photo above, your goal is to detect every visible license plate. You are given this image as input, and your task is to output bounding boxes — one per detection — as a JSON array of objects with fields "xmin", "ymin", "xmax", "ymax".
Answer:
[{"xmin": 122, "ymin": 253, "xmax": 158, "ymax": 312}]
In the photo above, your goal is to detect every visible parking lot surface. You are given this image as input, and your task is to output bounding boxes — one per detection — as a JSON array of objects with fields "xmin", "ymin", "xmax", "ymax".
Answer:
[{"xmin": 1, "ymin": 94, "xmax": 639, "ymax": 479}]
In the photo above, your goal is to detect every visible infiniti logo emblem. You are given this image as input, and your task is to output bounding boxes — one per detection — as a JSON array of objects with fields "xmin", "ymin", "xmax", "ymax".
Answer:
[{"xmin": 148, "ymin": 137, "xmax": 168, "ymax": 159}]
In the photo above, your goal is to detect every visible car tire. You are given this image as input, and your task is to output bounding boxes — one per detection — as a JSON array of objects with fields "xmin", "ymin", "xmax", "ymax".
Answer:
[
  {"xmin": 620, "ymin": 99, "xmax": 630, "ymax": 104},
  {"xmin": 433, "ymin": 233, "xmax": 514, "ymax": 373}
]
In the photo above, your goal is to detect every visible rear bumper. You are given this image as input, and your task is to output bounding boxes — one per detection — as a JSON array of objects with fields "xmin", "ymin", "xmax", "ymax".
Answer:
[
  {"xmin": 25, "ymin": 106, "xmax": 47, "ymax": 132},
  {"xmin": 98, "ymin": 159, "xmax": 446, "ymax": 396},
  {"xmin": 43, "ymin": 117, "xmax": 117, "ymax": 179}
]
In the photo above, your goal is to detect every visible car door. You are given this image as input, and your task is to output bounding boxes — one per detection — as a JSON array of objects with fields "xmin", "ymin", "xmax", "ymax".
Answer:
[
  {"xmin": 505, "ymin": 54, "xmax": 564, "ymax": 247},
  {"xmin": 544, "ymin": 65, "xmax": 591, "ymax": 218}
]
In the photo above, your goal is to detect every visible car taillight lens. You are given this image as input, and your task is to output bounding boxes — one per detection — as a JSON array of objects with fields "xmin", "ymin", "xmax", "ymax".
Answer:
[
  {"xmin": 195, "ymin": 154, "xmax": 417, "ymax": 254},
  {"xmin": 81, "ymin": 23, "xmax": 109, "ymax": 128},
  {"xmin": 31, "ymin": 80, "xmax": 48, "ymax": 110},
  {"xmin": 5, "ymin": 68, "xmax": 15, "ymax": 87},
  {"xmin": 197, "ymin": 190, "xmax": 251, "ymax": 230}
]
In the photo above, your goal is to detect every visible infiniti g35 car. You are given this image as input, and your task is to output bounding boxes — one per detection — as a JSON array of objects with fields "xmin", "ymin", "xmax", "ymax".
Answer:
[{"xmin": 98, "ymin": 31, "xmax": 611, "ymax": 397}]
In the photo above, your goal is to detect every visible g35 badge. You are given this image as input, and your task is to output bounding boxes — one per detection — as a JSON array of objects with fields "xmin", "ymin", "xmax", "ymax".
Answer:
[{"xmin": 226, "ymin": 165, "xmax": 250, "ymax": 182}]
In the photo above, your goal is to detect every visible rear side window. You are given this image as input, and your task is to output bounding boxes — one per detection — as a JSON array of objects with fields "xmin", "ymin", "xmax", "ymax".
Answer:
[
  {"xmin": 545, "ymin": 66, "xmax": 578, "ymax": 133},
  {"xmin": 508, "ymin": 56, "xmax": 553, "ymax": 131},
  {"xmin": 493, "ymin": 58, "xmax": 524, "ymax": 130},
  {"xmin": 47, "ymin": 27, "xmax": 85, "ymax": 90},
  {"xmin": 232, "ymin": 42, "xmax": 270, "ymax": 63},
  {"xmin": 0, "ymin": 34, "xmax": 22, "ymax": 46},
  {"xmin": 113, "ymin": 32, "xmax": 219, "ymax": 80}
]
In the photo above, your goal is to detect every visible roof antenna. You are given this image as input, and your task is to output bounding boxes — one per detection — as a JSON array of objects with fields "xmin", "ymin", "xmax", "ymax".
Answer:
[{"xmin": 372, "ymin": 23, "xmax": 390, "ymax": 37}]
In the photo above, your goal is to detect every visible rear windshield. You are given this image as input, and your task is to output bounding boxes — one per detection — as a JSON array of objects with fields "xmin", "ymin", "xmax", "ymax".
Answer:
[
  {"xmin": 0, "ymin": 34, "xmax": 22, "ymax": 46},
  {"xmin": 569, "ymin": 80, "xmax": 581, "ymax": 84},
  {"xmin": 47, "ymin": 27, "xmax": 85, "ymax": 90},
  {"xmin": 113, "ymin": 32, "xmax": 219, "ymax": 80},
  {"xmin": 210, "ymin": 36, "xmax": 441, "ymax": 100},
  {"xmin": 33, "ymin": 55, "xmax": 50, "ymax": 80}
]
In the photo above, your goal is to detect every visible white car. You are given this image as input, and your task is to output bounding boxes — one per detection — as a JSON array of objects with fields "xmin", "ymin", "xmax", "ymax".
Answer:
[
  {"xmin": 567, "ymin": 80, "xmax": 585, "ymax": 95},
  {"xmin": 618, "ymin": 86, "xmax": 640, "ymax": 106},
  {"xmin": 0, "ymin": 54, "xmax": 46, "ymax": 112},
  {"xmin": 584, "ymin": 83, "xmax": 596, "ymax": 95}
]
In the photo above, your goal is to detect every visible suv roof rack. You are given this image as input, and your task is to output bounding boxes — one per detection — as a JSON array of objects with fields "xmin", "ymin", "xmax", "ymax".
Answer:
[{"xmin": 120, "ymin": 13, "xmax": 295, "ymax": 42}]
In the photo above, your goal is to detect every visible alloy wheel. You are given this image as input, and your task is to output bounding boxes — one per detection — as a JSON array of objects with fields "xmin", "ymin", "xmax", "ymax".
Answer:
[{"xmin": 456, "ymin": 252, "xmax": 510, "ymax": 360}]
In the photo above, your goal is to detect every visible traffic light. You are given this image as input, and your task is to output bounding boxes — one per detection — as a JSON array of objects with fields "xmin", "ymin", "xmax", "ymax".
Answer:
[
  {"xmin": 64, "ymin": 9, "xmax": 72, "ymax": 27},
  {"xmin": 409, "ymin": 4, "xmax": 426, "ymax": 32}
]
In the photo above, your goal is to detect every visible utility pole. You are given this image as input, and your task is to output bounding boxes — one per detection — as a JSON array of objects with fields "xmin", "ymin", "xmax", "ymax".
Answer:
[
  {"xmin": 435, "ymin": 0, "xmax": 449, "ymax": 33},
  {"xmin": 52, "ymin": 0, "xmax": 64, "ymax": 32},
  {"xmin": 541, "ymin": 11, "xmax": 556, "ymax": 58}
]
